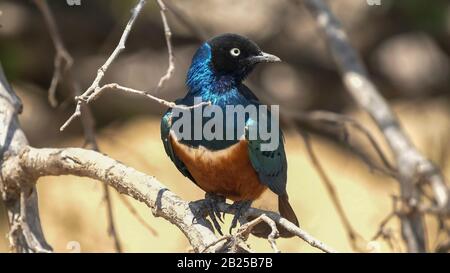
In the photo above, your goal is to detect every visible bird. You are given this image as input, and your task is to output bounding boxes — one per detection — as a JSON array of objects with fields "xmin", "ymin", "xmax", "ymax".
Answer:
[{"xmin": 161, "ymin": 33, "xmax": 299, "ymax": 237}]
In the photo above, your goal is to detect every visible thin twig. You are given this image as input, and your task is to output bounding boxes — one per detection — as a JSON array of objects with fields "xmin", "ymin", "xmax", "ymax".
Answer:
[
  {"xmin": 83, "ymin": 0, "xmax": 146, "ymax": 101},
  {"xmin": 300, "ymin": 130, "xmax": 368, "ymax": 252},
  {"xmin": 33, "ymin": 0, "xmax": 73, "ymax": 107},
  {"xmin": 155, "ymin": 0, "xmax": 175, "ymax": 92},
  {"xmin": 202, "ymin": 214, "xmax": 281, "ymax": 253},
  {"xmin": 60, "ymin": 0, "xmax": 207, "ymax": 131},
  {"xmin": 117, "ymin": 194, "xmax": 158, "ymax": 236},
  {"xmin": 295, "ymin": 111, "xmax": 397, "ymax": 177},
  {"xmin": 60, "ymin": 0, "xmax": 148, "ymax": 130},
  {"xmin": 372, "ymin": 212, "xmax": 396, "ymax": 241},
  {"xmin": 102, "ymin": 185, "xmax": 122, "ymax": 252},
  {"xmin": 371, "ymin": 207, "xmax": 404, "ymax": 253},
  {"xmin": 237, "ymin": 214, "xmax": 280, "ymax": 253},
  {"xmin": 88, "ymin": 83, "xmax": 209, "ymax": 110}
]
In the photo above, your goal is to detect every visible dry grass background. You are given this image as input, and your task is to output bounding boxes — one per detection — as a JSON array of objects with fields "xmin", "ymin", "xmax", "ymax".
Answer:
[{"xmin": 1, "ymin": 98, "xmax": 448, "ymax": 253}]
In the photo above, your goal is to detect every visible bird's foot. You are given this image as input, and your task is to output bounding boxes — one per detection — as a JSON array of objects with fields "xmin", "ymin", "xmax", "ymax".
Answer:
[
  {"xmin": 193, "ymin": 192, "xmax": 226, "ymax": 235},
  {"xmin": 227, "ymin": 200, "xmax": 252, "ymax": 234}
]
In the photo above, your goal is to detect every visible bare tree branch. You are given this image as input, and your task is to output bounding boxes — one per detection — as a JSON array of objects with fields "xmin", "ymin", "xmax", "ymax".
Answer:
[
  {"xmin": 13, "ymin": 146, "xmax": 336, "ymax": 253},
  {"xmin": 0, "ymin": 64, "xmax": 52, "ymax": 253},
  {"xmin": 303, "ymin": 0, "xmax": 449, "ymax": 252},
  {"xmin": 15, "ymin": 146, "xmax": 218, "ymax": 252}
]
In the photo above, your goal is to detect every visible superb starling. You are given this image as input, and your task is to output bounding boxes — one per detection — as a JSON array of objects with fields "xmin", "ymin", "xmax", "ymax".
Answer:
[{"xmin": 161, "ymin": 33, "xmax": 299, "ymax": 236}]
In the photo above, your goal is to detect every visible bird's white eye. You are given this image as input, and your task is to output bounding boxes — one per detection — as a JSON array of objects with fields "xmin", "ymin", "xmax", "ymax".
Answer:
[{"xmin": 230, "ymin": 48, "xmax": 240, "ymax": 57}]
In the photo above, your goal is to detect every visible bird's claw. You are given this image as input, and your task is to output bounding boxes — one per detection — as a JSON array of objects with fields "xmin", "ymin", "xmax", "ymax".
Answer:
[
  {"xmin": 227, "ymin": 200, "xmax": 252, "ymax": 234},
  {"xmin": 193, "ymin": 193, "xmax": 226, "ymax": 235}
]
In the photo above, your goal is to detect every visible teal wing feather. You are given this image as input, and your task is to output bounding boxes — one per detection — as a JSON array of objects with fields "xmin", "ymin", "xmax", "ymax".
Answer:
[
  {"xmin": 160, "ymin": 109, "xmax": 196, "ymax": 183},
  {"xmin": 246, "ymin": 118, "xmax": 288, "ymax": 196}
]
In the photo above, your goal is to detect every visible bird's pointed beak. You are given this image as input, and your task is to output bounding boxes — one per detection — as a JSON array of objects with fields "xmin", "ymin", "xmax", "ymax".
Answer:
[
  {"xmin": 246, "ymin": 52, "xmax": 282, "ymax": 64},
  {"xmin": 259, "ymin": 52, "xmax": 282, "ymax": 63}
]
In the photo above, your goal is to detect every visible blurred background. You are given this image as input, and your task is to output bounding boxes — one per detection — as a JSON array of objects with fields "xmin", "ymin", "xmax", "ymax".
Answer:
[{"xmin": 0, "ymin": 0, "xmax": 449, "ymax": 252}]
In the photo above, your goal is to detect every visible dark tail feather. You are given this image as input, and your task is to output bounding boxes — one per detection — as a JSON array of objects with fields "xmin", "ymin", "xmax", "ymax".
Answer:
[
  {"xmin": 249, "ymin": 194, "xmax": 299, "ymax": 238},
  {"xmin": 277, "ymin": 194, "xmax": 299, "ymax": 237}
]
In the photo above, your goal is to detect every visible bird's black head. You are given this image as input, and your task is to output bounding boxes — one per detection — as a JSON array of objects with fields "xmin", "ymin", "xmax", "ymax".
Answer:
[{"xmin": 207, "ymin": 33, "xmax": 281, "ymax": 80}]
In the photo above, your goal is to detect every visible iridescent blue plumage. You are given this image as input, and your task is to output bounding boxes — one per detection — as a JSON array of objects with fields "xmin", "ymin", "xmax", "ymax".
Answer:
[
  {"xmin": 160, "ymin": 34, "xmax": 298, "ymax": 235},
  {"xmin": 161, "ymin": 38, "xmax": 286, "ymax": 195}
]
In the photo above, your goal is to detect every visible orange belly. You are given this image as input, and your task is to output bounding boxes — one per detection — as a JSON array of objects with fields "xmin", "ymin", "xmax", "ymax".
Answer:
[{"xmin": 169, "ymin": 132, "xmax": 267, "ymax": 201}]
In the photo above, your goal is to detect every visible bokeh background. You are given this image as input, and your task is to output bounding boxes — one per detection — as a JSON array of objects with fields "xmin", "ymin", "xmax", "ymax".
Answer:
[{"xmin": 0, "ymin": 0, "xmax": 449, "ymax": 252}]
